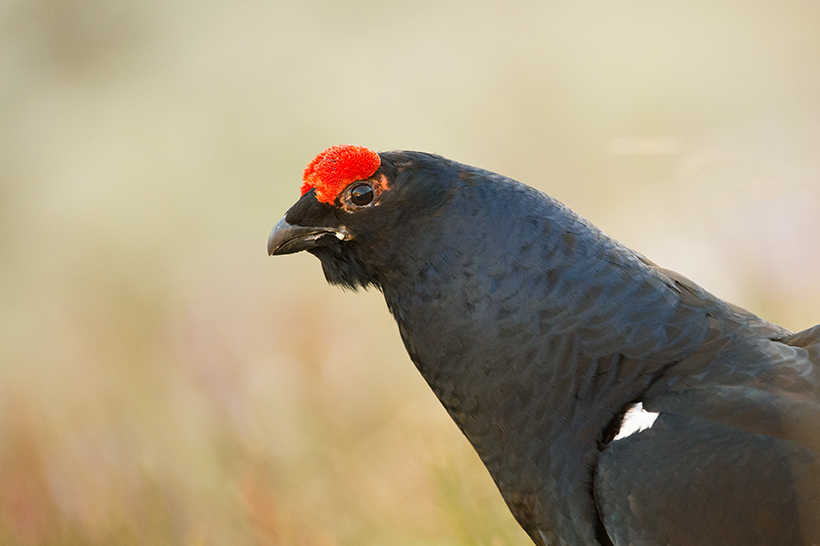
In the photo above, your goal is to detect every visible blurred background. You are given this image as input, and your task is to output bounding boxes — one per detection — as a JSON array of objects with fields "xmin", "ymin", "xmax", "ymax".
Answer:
[{"xmin": 1, "ymin": 0, "xmax": 820, "ymax": 544}]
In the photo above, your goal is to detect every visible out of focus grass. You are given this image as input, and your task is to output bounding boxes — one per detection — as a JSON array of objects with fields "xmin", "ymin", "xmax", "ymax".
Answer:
[{"xmin": 1, "ymin": 0, "xmax": 820, "ymax": 544}]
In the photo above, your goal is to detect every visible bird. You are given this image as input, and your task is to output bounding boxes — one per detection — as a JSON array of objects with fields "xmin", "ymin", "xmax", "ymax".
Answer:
[{"xmin": 268, "ymin": 144, "xmax": 820, "ymax": 546}]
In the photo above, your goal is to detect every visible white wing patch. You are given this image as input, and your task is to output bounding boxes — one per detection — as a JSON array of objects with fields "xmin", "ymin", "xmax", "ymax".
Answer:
[{"xmin": 613, "ymin": 402, "xmax": 659, "ymax": 441}]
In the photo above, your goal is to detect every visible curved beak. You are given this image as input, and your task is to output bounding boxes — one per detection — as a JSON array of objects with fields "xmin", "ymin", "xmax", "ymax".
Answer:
[{"xmin": 268, "ymin": 216, "xmax": 350, "ymax": 256}]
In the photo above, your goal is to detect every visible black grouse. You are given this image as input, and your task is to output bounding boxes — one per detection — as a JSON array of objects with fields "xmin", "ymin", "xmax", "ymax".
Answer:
[{"xmin": 268, "ymin": 144, "xmax": 820, "ymax": 546}]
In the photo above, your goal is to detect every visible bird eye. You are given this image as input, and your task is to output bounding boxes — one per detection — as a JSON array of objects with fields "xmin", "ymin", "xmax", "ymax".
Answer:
[{"xmin": 349, "ymin": 183, "xmax": 374, "ymax": 206}]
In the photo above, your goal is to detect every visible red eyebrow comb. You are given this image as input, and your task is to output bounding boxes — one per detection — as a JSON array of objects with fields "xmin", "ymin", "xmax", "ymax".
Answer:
[{"xmin": 301, "ymin": 145, "xmax": 381, "ymax": 205}]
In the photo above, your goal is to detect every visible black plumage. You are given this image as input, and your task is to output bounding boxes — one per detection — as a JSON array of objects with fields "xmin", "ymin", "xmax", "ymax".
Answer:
[{"xmin": 269, "ymin": 150, "xmax": 820, "ymax": 546}]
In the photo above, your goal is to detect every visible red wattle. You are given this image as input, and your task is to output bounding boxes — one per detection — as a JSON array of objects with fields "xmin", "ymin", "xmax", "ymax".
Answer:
[{"xmin": 301, "ymin": 145, "xmax": 381, "ymax": 205}]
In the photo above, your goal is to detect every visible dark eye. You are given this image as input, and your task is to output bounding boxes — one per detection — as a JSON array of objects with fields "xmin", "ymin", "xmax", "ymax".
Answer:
[{"xmin": 349, "ymin": 184, "xmax": 374, "ymax": 206}]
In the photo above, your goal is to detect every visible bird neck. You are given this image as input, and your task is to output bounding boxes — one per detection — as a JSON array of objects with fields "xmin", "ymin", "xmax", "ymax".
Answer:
[{"xmin": 380, "ymin": 190, "xmax": 712, "ymax": 541}]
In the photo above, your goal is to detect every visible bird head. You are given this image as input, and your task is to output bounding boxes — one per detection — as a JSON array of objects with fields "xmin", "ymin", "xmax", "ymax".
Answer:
[{"xmin": 268, "ymin": 145, "xmax": 455, "ymax": 290}]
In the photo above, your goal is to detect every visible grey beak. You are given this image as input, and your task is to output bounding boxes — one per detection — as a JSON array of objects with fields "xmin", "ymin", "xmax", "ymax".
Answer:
[{"xmin": 268, "ymin": 216, "xmax": 350, "ymax": 256}]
